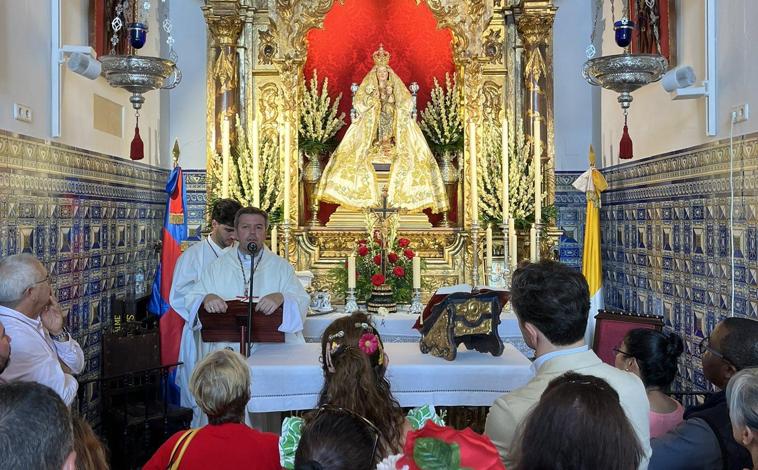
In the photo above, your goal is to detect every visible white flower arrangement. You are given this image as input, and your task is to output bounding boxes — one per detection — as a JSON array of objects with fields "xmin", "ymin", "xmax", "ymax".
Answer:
[
  {"xmin": 478, "ymin": 117, "xmax": 546, "ymax": 226},
  {"xmin": 299, "ymin": 69, "xmax": 345, "ymax": 156},
  {"xmin": 419, "ymin": 73, "xmax": 463, "ymax": 156}
]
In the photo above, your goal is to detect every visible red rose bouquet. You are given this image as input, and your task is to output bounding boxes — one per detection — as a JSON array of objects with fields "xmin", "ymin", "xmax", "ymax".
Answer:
[{"xmin": 332, "ymin": 236, "xmax": 417, "ymax": 303}]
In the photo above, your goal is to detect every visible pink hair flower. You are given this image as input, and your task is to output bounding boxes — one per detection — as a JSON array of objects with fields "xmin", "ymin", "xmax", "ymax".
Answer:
[{"xmin": 359, "ymin": 333, "xmax": 379, "ymax": 355}]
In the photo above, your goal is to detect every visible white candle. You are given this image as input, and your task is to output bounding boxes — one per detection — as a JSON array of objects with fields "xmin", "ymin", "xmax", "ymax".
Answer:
[
  {"xmin": 502, "ymin": 120, "xmax": 509, "ymax": 223},
  {"xmin": 283, "ymin": 121, "xmax": 291, "ymax": 221},
  {"xmin": 252, "ymin": 118, "xmax": 260, "ymax": 207},
  {"xmin": 271, "ymin": 225, "xmax": 278, "ymax": 255},
  {"xmin": 485, "ymin": 224, "xmax": 493, "ymax": 269},
  {"xmin": 469, "ymin": 120, "xmax": 478, "ymax": 223},
  {"xmin": 533, "ymin": 120, "xmax": 542, "ymax": 224},
  {"xmin": 508, "ymin": 218, "xmax": 517, "ymax": 269},
  {"xmin": 530, "ymin": 225, "xmax": 538, "ymax": 262},
  {"xmin": 412, "ymin": 256, "xmax": 421, "ymax": 289},
  {"xmin": 221, "ymin": 116, "xmax": 230, "ymax": 198},
  {"xmin": 348, "ymin": 254, "xmax": 356, "ymax": 289}
]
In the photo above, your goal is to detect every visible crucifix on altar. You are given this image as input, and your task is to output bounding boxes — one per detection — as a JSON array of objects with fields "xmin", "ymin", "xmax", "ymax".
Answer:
[{"xmin": 368, "ymin": 186, "xmax": 399, "ymax": 277}]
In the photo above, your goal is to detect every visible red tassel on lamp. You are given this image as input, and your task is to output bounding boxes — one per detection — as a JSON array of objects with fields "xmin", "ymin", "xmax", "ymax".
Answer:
[
  {"xmin": 619, "ymin": 115, "xmax": 633, "ymax": 160},
  {"xmin": 130, "ymin": 115, "xmax": 144, "ymax": 161}
]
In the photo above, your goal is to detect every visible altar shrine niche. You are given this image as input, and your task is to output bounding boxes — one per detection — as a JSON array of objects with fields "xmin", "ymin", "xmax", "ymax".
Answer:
[
  {"xmin": 202, "ymin": 0, "xmax": 560, "ymax": 297},
  {"xmin": 417, "ymin": 289, "xmax": 509, "ymax": 361}
]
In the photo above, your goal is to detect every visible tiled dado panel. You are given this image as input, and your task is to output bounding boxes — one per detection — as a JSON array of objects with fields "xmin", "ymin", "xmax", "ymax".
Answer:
[
  {"xmin": 0, "ymin": 130, "xmax": 169, "ymax": 415},
  {"xmin": 555, "ymin": 171, "xmax": 586, "ymax": 270},
  {"xmin": 183, "ymin": 169, "xmax": 208, "ymax": 240},
  {"xmin": 601, "ymin": 133, "xmax": 758, "ymax": 393}
]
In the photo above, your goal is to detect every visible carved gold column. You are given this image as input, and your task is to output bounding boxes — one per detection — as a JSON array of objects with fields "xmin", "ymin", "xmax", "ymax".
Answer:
[
  {"xmin": 517, "ymin": 3, "xmax": 558, "ymax": 257},
  {"xmin": 203, "ymin": 1, "xmax": 244, "ymax": 193}
]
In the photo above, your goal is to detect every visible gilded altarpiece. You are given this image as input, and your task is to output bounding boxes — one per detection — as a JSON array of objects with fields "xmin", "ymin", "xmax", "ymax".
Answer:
[{"xmin": 203, "ymin": 0, "xmax": 557, "ymax": 298}]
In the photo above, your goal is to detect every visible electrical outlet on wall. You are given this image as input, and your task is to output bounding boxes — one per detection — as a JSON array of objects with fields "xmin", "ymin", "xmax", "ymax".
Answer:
[
  {"xmin": 732, "ymin": 104, "xmax": 749, "ymax": 123},
  {"xmin": 13, "ymin": 103, "xmax": 32, "ymax": 123}
]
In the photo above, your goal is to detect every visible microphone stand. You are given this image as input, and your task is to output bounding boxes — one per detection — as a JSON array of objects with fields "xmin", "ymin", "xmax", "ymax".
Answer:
[{"xmin": 246, "ymin": 244, "xmax": 258, "ymax": 357}]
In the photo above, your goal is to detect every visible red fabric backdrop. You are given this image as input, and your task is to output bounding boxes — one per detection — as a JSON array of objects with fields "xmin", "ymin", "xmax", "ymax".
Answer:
[{"xmin": 303, "ymin": 0, "xmax": 455, "ymax": 224}]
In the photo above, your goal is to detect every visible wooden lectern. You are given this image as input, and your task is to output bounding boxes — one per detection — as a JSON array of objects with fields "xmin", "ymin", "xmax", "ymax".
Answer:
[{"xmin": 198, "ymin": 300, "xmax": 284, "ymax": 355}]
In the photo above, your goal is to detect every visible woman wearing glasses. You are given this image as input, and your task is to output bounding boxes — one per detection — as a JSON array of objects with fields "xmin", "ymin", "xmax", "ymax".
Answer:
[
  {"xmin": 280, "ymin": 312, "xmax": 442, "ymax": 469},
  {"xmin": 614, "ymin": 328, "xmax": 684, "ymax": 438}
]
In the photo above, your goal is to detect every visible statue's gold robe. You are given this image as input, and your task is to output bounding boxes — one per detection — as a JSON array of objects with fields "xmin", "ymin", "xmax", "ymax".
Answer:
[{"xmin": 316, "ymin": 66, "xmax": 448, "ymax": 213}]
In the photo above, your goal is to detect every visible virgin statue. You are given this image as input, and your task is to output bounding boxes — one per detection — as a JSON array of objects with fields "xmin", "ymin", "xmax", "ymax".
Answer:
[{"xmin": 316, "ymin": 45, "xmax": 449, "ymax": 214}]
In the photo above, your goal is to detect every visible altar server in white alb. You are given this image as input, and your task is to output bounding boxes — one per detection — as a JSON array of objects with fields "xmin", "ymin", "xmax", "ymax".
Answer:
[
  {"xmin": 169, "ymin": 198, "xmax": 241, "ymax": 422},
  {"xmin": 191, "ymin": 206, "xmax": 310, "ymax": 345}
]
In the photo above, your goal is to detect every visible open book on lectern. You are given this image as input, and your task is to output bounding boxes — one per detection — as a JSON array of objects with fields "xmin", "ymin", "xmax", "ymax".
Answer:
[{"xmin": 411, "ymin": 284, "xmax": 509, "ymax": 331}]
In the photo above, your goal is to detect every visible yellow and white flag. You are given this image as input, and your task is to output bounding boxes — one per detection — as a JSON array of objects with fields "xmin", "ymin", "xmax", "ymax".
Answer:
[{"xmin": 572, "ymin": 146, "xmax": 608, "ymax": 346}]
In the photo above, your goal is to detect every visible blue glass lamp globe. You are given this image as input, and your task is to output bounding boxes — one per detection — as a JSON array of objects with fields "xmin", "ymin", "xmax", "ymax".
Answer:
[
  {"xmin": 614, "ymin": 17, "xmax": 635, "ymax": 48},
  {"xmin": 127, "ymin": 22, "xmax": 148, "ymax": 49}
]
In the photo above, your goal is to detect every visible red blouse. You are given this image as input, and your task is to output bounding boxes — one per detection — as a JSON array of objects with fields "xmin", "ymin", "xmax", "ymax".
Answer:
[{"xmin": 143, "ymin": 422, "xmax": 281, "ymax": 470}]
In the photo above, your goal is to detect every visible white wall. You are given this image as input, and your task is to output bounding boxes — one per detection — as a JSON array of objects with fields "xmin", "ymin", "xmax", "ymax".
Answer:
[
  {"xmin": 164, "ymin": 0, "xmax": 207, "ymax": 170},
  {"xmin": 553, "ymin": 0, "xmax": 600, "ymax": 170},
  {"xmin": 0, "ymin": 0, "xmax": 166, "ymax": 167},
  {"xmin": 600, "ymin": 0, "xmax": 758, "ymax": 165}
]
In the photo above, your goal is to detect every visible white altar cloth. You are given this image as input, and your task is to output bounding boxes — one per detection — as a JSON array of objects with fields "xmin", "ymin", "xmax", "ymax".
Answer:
[
  {"xmin": 303, "ymin": 309, "xmax": 520, "ymax": 342},
  {"xmin": 246, "ymin": 342, "xmax": 533, "ymax": 413}
]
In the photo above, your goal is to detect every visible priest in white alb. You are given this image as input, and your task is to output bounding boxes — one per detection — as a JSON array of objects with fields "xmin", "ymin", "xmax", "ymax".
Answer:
[
  {"xmin": 169, "ymin": 198, "xmax": 241, "ymax": 423},
  {"xmin": 190, "ymin": 205, "xmax": 309, "ymax": 341}
]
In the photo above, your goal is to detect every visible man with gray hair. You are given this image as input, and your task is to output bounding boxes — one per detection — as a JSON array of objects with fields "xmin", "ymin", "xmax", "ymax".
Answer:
[
  {"xmin": 727, "ymin": 368, "xmax": 758, "ymax": 469},
  {"xmin": 0, "ymin": 381, "xmax": 77, "ymax": 470},
  {"xmin": 0, "ymin": 254, "xmax": 84, "ymax": 405}
]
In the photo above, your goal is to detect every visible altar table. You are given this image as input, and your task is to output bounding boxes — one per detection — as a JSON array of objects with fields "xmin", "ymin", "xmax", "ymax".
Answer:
[
  {"xmin": 303, "ymin": 308, "xmax": 521, "ymax": 343},
  {"xmin": 246, "ymin": 342, "xmax": 534, "ymax": 413}
]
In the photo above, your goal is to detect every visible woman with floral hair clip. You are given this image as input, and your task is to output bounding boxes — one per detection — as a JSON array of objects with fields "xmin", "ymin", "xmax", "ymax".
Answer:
[{"xmin": 279, "ymin": 312, "xmax": 442, "ymax": 469}]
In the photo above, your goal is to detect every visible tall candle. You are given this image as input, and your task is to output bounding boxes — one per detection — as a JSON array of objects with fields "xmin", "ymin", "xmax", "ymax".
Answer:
[
  {"xmin": 221, "ymin": 116, "xmax": 230, "ymax": 198},
  {"xmin": 485, "ymin": 224, "xmax": 493, "ymax": 269},
  {"xmin": 271, "ymin": 225, "xmax": 278, "ymax": 255},
  {"xmin": 533, "ymin": 120, "xmax": 542, "ymax": 224},
  {"xmin": 508, "ymin": 218, "xmax": 517, "ymax": 269},
  {"xmin": 283, "ymin": 121, "xmax": 291, "ymax": 221},
  {"xmin": 529, "ymin": 225, "xmax": 538, "ymax": 262},
  {"xmin": 502, "ymin": 120, "xmax": 509, "ymax": 223},
  {"xmin": 469, "ymin": 120, "xmax": 478, "ymax": 223},
  {"xmin": 347, "ymin": 254, "xmax": 356, "ymax": 289},
  {"xmin": 412, "ymin": 256, "xmax": 421, "ymax": 289},
  {"xmin": 252, "ymin": 119, "xmax": 260, "ymax": 207}
]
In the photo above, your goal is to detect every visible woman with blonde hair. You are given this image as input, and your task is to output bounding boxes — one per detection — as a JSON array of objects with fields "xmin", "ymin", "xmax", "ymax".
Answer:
[{"xmin": 143, "ymin": 349, "xmax": 280, "ymax": 470}]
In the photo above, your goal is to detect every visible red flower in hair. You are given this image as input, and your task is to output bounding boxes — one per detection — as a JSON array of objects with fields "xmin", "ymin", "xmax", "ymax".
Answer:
[
  {"xmin": 357, "ymin": 245, "xmax": 369, "ymax": 257},
  {"xmin": 388, "ymin": 252, "xmax": 399, "ymax": 263},
  {"xmin": 393, "ymin": 266, "xmax": 405, "ymax": 277},
  {"xmin": 373, "ymin": 254, "xmax": 382, "ymax": 266},
  {"xmin": 403, "ymin": 248, "xmax": 415, "ymax": 260},
  {"xmin": 371, "ymin": 273, "xmax": 385, "ymax": 286},
  {"xmin": 358, "ymin": 333, "xmax": 379, "ymax": 355},
  {"xmin": 398, "ymin": 237, "xmax": 411, "ymax": 248}
]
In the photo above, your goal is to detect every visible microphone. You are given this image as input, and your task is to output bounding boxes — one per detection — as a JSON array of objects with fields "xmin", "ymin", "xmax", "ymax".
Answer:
[{"xmin": 247, "ymin": 241, "xmax": 259, "ymax": 254}]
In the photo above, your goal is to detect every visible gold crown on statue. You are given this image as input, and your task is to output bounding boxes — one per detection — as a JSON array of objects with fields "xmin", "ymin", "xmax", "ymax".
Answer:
[{"xmin": 372, "ymin": 45, "xmax": 390, "ymax": 66}]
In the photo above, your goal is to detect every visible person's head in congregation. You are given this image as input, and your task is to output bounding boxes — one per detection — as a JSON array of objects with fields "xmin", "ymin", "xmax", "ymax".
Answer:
[
  {"xmin": 190, "ymin": 348, "xmax": 250, "ymax": 424},
  {"xmin": 294, "ymin": 406, "xmax": 380, "ymax": 470},
  {"xmin": 513, "ymin": 372, "xmax": 644, "ymax": 470},
  {"xmin": 142, "ymin": 349, "xmax": 280, "ymax": 470},
  {"xmin": 234, "ymin": 207, "xmax": 269, "ymax": 256},
  {"xmin": 209, "ymin": 198, "xmax": 242, "ymax": 249},
  {"xmin": 0, "ymin": 253, "xmax": 53, "ymax": 317},
  {"xmin": 701, "ymin": 317, "xmax": 758, "ymax": 390},
  {"xmin": 0, "ymin": 320, "xmax": 10, "ymax": 374},
  {"xmin": 0, "ymin": 382, "xmax": 77, "ymax": 470},
  {"xmin": 319, "ymin": 312, "xmax": 405, "ymax": 458},
  {"xmin": 726, "ymin": 368, "xmax": 758, "ymax": 469},
  {"xmin": 71, "ymin": 414, "xmax": 108, "ymax": 470},
  {"xmin": 509, "ymin": 260, "xmax": 590, "ymax": 350},
  {"xmin": 615, "ymin": 329, "xmax": 685, "ymax": 437}
]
